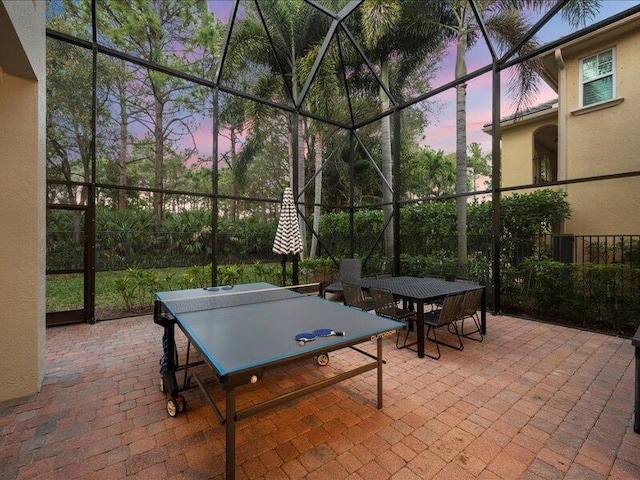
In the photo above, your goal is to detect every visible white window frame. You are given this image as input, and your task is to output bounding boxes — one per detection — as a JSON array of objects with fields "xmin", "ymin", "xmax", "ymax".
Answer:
[{"xmin": 579, "ymin": 47, "xmax": 616, "ymax": 108}]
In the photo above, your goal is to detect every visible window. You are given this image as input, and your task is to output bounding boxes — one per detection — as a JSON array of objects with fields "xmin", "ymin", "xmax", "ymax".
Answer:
[{"xmin": 580, "ymin": 48, "xmax": 614, "ymax": 107}]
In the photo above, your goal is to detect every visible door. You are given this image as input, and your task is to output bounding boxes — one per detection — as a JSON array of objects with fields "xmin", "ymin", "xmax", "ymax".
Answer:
[{"xmin": 46, "ymin": 204, "xmax": 92, "ymax": 326}]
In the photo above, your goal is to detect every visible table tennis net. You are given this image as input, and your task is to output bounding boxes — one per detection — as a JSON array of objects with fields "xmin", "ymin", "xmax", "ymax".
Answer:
[{"xmin": 161, "ymin": 287, "xmax": 304, "ymax": 316}]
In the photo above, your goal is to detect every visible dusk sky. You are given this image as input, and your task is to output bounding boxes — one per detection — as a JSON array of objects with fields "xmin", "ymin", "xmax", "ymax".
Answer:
[{"xmin": 192, "ymin": 0, "xmax": 639, "ymax": 161}]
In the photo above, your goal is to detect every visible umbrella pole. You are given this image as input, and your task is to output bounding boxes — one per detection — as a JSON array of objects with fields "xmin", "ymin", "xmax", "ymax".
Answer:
[{"xmin": 281, "ymin": 254, "xmax": 287, "ymax": 286}]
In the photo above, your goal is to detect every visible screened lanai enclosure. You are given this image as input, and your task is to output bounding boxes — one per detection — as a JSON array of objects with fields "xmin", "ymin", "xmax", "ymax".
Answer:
[{"xmin": 46, "ymin": 0, "xmax": 640, "ymax": 335}]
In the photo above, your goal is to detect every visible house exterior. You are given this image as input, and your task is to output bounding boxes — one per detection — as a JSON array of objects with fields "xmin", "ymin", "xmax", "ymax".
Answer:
[
  {"xmin": 489, "ymin": 13, "xmax": 640, "ymax": 238},
  {"xmin": 0, "ymin": 0, "xmax": 47, "ymax": 402}
]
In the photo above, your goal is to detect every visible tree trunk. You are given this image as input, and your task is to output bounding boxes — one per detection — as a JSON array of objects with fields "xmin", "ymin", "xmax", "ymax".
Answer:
[
  {"xmin": 380, "ymin": 58, "xmax": 394, "ymax": 259},
  {"xmin": 291, "ymin": 45, "xmax": 307, "ymax": 259},
  {"xmin": 153, "ymin": 94, "xmax": 164, "ymax": 232},
  {"xmin": 310, "ymin": 131, "xmax": 323, "ymax": 259},
  {"xmin": 117, "ymin": 65, "xmax": 128, "ymax": 210},
  {"xmin": 229, "ymin": 128, "xmax": 237, "ymax": 222},
  {"xmin": 297, "ymin": 115, "xmax": 307, "ymax": 259},
  {"xmin": 455, "ymin": 31, "xmax": 468, "ymax": 268}
]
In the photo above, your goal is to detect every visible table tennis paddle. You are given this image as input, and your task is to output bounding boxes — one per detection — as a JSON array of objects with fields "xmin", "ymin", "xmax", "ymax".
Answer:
[
  {"xmin": 203, "ymin": 285, "xmax": 234, "ymax": 292},
  {"xmin": 295, "ymin": 332, "xmax": 316, "ymax": 346},
  {"xmin": 312, "ymin": 328, "xmax": 346, "ymax": 338}
]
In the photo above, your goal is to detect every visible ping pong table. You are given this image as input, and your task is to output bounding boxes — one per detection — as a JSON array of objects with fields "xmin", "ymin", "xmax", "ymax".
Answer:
[{"xmin": 153, "ymin": 282, "xmax": 401, "ymax": 479}]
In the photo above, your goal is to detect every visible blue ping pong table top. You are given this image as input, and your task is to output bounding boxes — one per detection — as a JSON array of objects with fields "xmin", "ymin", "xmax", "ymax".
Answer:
[{"xmin": 156, "ymin": 283, "xmax": 400, "ymax": 378}]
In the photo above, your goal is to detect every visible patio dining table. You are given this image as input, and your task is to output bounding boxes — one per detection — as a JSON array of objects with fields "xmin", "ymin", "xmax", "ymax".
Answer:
[{"xmin": 359, "ymin": 276, "xmax": 487, "ymax": 358}]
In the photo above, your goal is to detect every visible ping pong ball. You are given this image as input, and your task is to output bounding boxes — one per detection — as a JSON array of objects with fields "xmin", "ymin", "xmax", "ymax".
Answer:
[
  {"xmin": 299, "ymin": 340, "xmax": 304, "ymax": 346},
  {"xmin": 250, "ymin": 375, "xmax": 258, "ymax": 384}
]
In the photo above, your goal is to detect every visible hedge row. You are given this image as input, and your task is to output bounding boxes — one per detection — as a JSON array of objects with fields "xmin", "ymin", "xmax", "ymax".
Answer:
[
  {"xmin": 48, "ymin": 189, "xmax": 571, "ymax": 271},
  {"xmin": 298, "ymin": 255, "xmax": 640, "ymax": 337}
]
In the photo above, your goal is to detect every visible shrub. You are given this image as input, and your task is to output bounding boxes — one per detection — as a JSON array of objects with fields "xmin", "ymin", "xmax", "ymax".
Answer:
[
  {"xmin": 249, "ymin": 261, "xmax": 281, "ymax": 284},
  {"xmin": 115, "ymin": 268, "xmax": 174, "ymax": 311},
  {"xmin": 181, "ymin": 264, "xmax": 213, "ymax": 288},
  {"xmin": 501, "ymin": 259, "xmax": 640, "ymax": 336},
  {"xmin": 218, "ymin": 264, "xmax": 244, "ymax": 285},
  {"xmin": 299, "ymin": 258, "xmax": 337, "ymax": 285}
]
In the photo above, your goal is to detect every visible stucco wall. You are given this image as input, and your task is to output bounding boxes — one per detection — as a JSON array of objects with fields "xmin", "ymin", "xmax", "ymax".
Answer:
[
  {"xmin": 561, "ymin": 29, "xmax": 640, "ymax": 235},
  {"xmin": 0, "ymin": 1, "xmax": 46, "ymax": 402},
  {"xmin": 501, "ymin": 115, "xmax": 557, "ymax": 191},
  {"xmin": 499, "ymin": 20, "xmax": 640, "ymax": 236},
  {"xmin": 564, "ymin": 30, "xmax": 640, "ymax": 178}
]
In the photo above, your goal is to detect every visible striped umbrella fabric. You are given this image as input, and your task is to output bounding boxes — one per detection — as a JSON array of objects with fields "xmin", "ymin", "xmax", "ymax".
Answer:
[{"xmin": 273, "ymin": 187, "xmax": 303, "ymax": 255}]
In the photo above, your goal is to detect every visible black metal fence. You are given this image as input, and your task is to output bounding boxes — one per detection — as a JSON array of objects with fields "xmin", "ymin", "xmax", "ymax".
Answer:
[{"xmin": 521, "ymin": 234, "xmax": 640, "ymax": 266}]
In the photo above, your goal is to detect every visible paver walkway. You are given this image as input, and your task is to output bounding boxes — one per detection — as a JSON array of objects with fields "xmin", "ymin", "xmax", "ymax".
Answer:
[{"xmin": 1, "ymin": 312, "xmax": 638, "ymax": 479}]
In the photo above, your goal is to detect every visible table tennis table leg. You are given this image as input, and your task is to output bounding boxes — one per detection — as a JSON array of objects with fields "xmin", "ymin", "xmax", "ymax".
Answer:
[
  {"xmin": 377, "ymin": 337, "xmax": 383, "ymax": 409},
  {"xmin": 162, "ymin": 319, "xmax": 179, "ymax": 398},
  {"xmin": 226, "ymin": 387, "xmax": 237, "ymax": 480}
]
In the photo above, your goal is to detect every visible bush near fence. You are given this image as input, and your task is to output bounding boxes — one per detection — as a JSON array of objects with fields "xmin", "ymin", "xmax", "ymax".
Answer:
[
  {"xmin": 501, "ymin": 259, "xmax": 640, "ymax": 337},
  {"xmin": 48, "ymin": 190, "xmax": 640, "ymax": 336},
  {"xmin": 48, "ymin": 190, "xmax": 569, "ymax": 271}
]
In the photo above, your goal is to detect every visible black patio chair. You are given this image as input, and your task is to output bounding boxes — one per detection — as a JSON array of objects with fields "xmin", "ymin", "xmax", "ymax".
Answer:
[
  {"xmin": 449, "ymin": 288, "xmax": 483, "ymax": 342},
  {"xmin": 370, "ymin": 287, "xmax": 417, "ymax": 349},
  {"xmin": 423, "ymin": 292, "xmax": 465, "ymax": 360},
  {"xmin": 322, "ymin": 259, "xmax": 363, "ymax": 299},
  {"xmin": 342, "ymin": 281, "xmax": 374, "ymax": 312}
]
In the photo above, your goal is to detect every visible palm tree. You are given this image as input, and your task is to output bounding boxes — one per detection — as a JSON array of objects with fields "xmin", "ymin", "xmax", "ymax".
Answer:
[
  {"xmin": 358, "ymin": 0, "xmax": 445, "ymax": 259},
  {"xmin": 433, "ymin": 0, "xmax": 600, "ymax": 268},
  {"xmin": 406, "ymin": 148, "xmax": 456, "ymax": 198},
  {"xmin": 298, "ymin": 41, "xmax": 341, "ymax": 258},
  {"xmin": 223, "ymin": 1, "xmax": 330, "ymax": 256}
]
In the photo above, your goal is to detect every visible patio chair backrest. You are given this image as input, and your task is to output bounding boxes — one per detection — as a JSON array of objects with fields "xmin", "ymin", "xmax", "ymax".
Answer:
[
  {"xmin": 437, "ymin": 293, "xmax": 465, "ymax": 327},
  {"xmin": 370, "ymin": 288, "xmax": 397, "ymax": 319},
  {"xmin": 339, "ymin": 258, "xmax": 362, "ymax": 282},
  {"xmin": 460, "ymin": 288, "xmax": 483, "ymax": 318},
  {"xmin": 343, "ymin": 282, "xmax": 366, "ymax": 309}
]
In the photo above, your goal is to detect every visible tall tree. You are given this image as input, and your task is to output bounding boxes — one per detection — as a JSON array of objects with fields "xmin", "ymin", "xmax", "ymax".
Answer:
[
  {"xmin": 224, "ymin": 0, "xmax": 329, "ymax": 255},
  {"xmin": 97, "ymin": 0, "xmax": 222, "ymax": 230},
  {"xmin": 433, "ymin": 0, "xmax": 600, "ymax": 267},
  {"xmin": 358, "ymin": 0, "xmax": 445, "ymax": 258},
  {"xmin": 466, "ymin": 141, "xmax": 491, "ymax": 192},
  {"xmin": 217, "ymin": 93, "xmax": 248, "ymax": 223},
  {"xmin": 298, "ymin": 42, "xmax": 341, "ymax": 258},
  {"xmin": 403, "ymin": 148, "xmax": 456, "ymax": 198}
]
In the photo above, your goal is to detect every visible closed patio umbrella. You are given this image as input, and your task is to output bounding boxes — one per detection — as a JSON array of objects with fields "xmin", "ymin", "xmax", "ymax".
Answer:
[{"xmin": 273, "ymin": 187, "xmax": 303, "ymax": 286}]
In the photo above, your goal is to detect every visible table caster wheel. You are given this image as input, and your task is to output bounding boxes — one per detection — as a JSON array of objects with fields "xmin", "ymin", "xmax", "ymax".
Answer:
[
  {"xmin": 317, "ymin": 353, "xmax": 329, "ymax": 366},
  {"xmin": 167, "ymin": 399, "xmax": 178, "ymax": 417},
  {"xmin": 175, "ymin": 395, "xmax": 186, "ymax": 413}
]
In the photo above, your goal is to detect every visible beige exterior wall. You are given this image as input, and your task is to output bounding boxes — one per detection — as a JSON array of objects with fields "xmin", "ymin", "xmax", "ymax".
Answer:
[
  {"xmin": 498, "ymin": 16, "xmax": 640, "ymax": 236},
  {"xmin": 561, "ymin": 28, "xmax": 640, "ymax": 235},
  {"xmin": 0, "ymin": 1, "xmax": 46, "ymax": 402},
  {"xmin": 501, "ymin": 114, "xmax": 557, "ymax": 191}
]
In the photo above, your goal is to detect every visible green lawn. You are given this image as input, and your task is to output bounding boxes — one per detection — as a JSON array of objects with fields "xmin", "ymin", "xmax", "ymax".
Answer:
[
  {"xmin": 47, "ymin": 267, "xmax": 194, "ymax": 312},
  {"xmin": 46, "ymin": 263, "xmax": 290, "ymax": 319}
]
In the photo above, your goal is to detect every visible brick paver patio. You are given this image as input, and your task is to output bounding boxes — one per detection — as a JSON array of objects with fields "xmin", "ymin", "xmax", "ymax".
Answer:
[{"xmin": 1, "ymin": 311, "xmax": 639, "ymax": 479}]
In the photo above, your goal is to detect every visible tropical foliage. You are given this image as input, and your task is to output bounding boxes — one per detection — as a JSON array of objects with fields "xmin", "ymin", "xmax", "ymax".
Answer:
[
  {"xmin": 48, "ymin": 189, "xmax": 570, "ymax": 272},
  {"xmin": 46, "ymin": 0, "xmax": 638, "ymax": 338}
]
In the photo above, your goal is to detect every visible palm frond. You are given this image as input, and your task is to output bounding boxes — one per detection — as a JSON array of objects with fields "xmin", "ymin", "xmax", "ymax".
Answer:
[
  {"xmin": 560, "ymin": 0, "xmax": 601, "ymax": 28},
  {"xmin": 485, "ymin": 10, "xmax": 541, "ymax": 115},
  {"xmin": 361, "ymin": 0, "xmax": 402, "ymax": 49}
]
